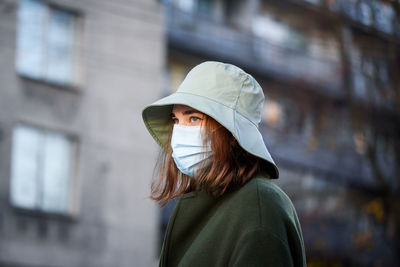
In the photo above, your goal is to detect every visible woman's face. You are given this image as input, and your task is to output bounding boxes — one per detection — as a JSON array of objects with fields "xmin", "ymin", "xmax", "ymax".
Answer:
[{"xmin": 171, "ymin": 104, "xmax": 205, "ymax": 126}]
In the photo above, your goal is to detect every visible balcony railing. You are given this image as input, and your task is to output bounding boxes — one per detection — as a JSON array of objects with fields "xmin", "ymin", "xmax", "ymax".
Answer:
[{"xmin": 165, "ymin": 4, "xmax": 344, "ymax": 97}]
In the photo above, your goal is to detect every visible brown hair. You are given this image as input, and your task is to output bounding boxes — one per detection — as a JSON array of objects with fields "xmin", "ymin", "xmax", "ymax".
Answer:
[{"xmin": 150, "ymin": 115, "xmax": 271, "ymax": 206}]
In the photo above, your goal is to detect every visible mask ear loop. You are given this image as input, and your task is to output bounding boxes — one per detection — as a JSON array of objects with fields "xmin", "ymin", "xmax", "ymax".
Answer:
[
  {"xmin": 202, "ymin": 124, "xmax": 223, "ymax": 136},
  {"xmin": 200, "ymin": 124, "xmax": 224, "ymax": 154}
]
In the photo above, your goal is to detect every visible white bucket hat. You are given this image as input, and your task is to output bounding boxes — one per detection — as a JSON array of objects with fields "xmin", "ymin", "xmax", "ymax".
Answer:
[{"xmin": 142, "ymin": 61, "xmax": 279, "ymax": 178}]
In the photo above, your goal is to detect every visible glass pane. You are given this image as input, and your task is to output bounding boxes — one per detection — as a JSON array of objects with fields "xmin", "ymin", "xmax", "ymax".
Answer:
[
  {"xmin": 359, "ymin": 2, "xmax": 372, "ymax": 26},
  {"xmin": 252, "ymin": 15, "xmax": 289, "ymax": 45},
  {"xmin": 197, "ymin": 0, "xmax": 212, "ymax": 16},
  {"xmin": 15, "ymin": 0, "xmax": 46, "ymax": 79},
  {"xmin": 176, "ymin": 0, "xmax": 196, "ymax": 12},
  {"xmin": 41, "ymin": 132, "xmax": 72, "ymax": 213},
  {"xmin": 372, "ymin": 2, "xmax": 394, "ymax": 34},
  {"xmin": 46, "ymin": 8, "xmax": 76, "ymax": 84},
  {"xmin": 304, "ymin": 0, "xmax": 320, "ymax": 4},
  {"xmin": 10, "ymin": 125, "xmax": 41, "ymax": 209}
]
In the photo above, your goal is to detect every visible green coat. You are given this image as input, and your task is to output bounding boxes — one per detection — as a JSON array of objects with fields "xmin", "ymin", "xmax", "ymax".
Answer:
[{"xmin": 159, "ymin": 176, "xmax": 306, "ymax": 267}]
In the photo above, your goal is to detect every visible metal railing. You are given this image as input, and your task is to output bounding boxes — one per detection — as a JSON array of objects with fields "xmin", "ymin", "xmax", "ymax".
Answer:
[{"xmin": 165, "ymin": 3, "xmax": 343, "ymax": 96}]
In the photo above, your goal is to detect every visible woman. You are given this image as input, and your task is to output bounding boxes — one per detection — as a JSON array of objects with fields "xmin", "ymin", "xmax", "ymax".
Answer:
[{"xmin": 142, "ymin": 61, "xmax": 306, "ymax": 267}]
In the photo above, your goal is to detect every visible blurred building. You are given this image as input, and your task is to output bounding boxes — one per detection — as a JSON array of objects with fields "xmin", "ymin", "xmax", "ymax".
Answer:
[
  {"xmin": 161, "ymin": 0, "xmax": 400, "ymax": 266},
  {"xmin": 0, "ymin": 0, "xmax": 164, "ymax": 266},
  {"xmin": 1, "ymin": 0, "xmax": 399, "ymax": 266}
]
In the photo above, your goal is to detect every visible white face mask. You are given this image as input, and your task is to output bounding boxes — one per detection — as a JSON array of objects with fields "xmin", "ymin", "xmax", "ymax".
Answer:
[{"xmin": 170, "ymin": 124, "xmax": 213, "ymax": 177}]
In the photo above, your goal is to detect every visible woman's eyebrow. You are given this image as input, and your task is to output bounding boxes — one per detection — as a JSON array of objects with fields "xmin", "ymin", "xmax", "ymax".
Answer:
[{"xmin": 183, "ymin": 110, "xmax": 202, "ymax": 115}]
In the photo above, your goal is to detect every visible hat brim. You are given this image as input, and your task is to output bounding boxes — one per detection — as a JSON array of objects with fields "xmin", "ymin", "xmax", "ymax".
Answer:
[{"xmin": 142, "ymin": 91, "xmax": 279, "ymax": 179}]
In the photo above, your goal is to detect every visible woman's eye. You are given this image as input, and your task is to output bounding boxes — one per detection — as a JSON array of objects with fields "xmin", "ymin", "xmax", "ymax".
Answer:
[
  {"xmin": 172, "ymin": 118, "xmax": 179, "ymax": 124},
  {"xmin": 190, "ymin": 116, "xmax": 201, "ymax": 123}
]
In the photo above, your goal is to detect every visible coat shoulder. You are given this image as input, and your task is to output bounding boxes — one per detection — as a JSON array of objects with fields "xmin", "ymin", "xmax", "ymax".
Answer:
[
  {"xmin": 230, "ymin": 176, "xmax": 299, "ymax": 231},
  {"xmin": 236, "ymin": 176, "xmax": 295, "ymax": 211},
  {"xmin": 254, "ymin": 177, "xmax": 296, "ymax": 212}
]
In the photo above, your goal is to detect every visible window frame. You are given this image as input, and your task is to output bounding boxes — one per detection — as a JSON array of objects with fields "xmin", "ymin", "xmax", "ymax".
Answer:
[
  {"xmin": 9, "ymin": 121, "xmax": 80, "ymax": 219},
  {"xmin": 15, "ymin": 0, "xmax": 84, "ymax": 90}
]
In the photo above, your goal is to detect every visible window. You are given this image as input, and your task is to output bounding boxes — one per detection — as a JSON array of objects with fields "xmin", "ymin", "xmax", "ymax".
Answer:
[
  {"xmin": 10, "ymin": 124, "xmax": 78, "ymax": 214},
  {"xmin": 252, "ymin": 14, "xmax": 308, "ymax": 52},
  {"xmin": 197, "ymin": 0, "xmax": 213, "ymax": 16},
  {"xmin": 15, "ymin": 0, "xmax": 79, "ymax": 86},
  {"xmin": 175, "ymin": 0, "xmax": 196, "ymax": 12},
  {"xmin": 358, "ymin": 2, "xmax": 372, "ymax": 26},
  {"xmin": 334, "ymin": 0, "xmax": 396, "ymax": 34},
  {"xmin": 371, "ymin": 1, "xmax": 395, "ymax": 34},
  {"xmin": 174, "ymin": 0, "xmax": 212, "ymax": 13}
]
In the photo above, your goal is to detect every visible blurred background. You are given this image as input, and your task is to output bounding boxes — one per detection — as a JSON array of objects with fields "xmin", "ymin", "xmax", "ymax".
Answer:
[{"xmin": 0, "ymin": 0, "xmax": 399, "ymax": 266}]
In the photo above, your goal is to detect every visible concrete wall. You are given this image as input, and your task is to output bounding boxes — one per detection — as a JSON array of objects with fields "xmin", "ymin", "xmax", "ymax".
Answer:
[{"xmin": 0, "ymin": 0, "xmax": 165, "ymax": 266}]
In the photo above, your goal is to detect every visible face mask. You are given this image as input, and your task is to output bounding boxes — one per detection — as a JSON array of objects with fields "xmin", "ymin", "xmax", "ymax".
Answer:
[{"xmin": 170, "ymin": 124, "xmax": 213, "ymax": 177}]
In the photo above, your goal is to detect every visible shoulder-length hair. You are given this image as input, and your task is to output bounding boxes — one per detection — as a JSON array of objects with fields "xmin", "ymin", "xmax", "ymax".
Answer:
[{"xmin": 150, "ymin": 115, "xmax": 271, "ymax": 206}]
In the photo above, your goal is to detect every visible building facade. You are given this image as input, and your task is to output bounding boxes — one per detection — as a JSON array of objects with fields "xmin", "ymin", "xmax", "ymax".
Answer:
[
  {"xmin": 0, "ymin": 0, "xmax": 165, "ymax": 266},
  {"xmin": 1, "ymin": 0, "xmax": 399, "ymax": 266}
]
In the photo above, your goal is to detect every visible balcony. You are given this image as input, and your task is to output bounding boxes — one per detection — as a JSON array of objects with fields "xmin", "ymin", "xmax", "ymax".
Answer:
[{"xmin": 165, "ymin": 3, "xmax": 344, "ymax": 98}]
